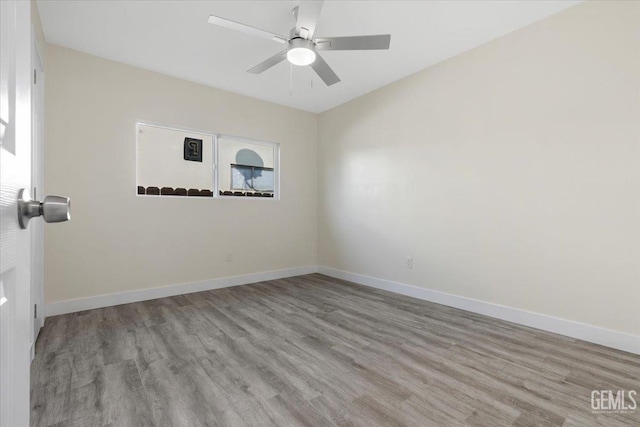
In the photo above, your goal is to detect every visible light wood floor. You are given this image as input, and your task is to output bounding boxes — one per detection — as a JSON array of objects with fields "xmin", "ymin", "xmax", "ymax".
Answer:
[{"xmin": 31, "ymin": 274, "xmax": 640, "ymax": 426}]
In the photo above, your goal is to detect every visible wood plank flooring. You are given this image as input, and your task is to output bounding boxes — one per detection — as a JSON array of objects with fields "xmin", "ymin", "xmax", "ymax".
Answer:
[{"xmin": 31, "ymin": 274, "xmax": 640, "ymax": 426}]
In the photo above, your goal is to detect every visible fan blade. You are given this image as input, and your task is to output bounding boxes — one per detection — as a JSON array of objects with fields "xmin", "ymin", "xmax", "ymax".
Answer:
[
  {"xmin": 208, "ymin": 15, "xmax": 287, "ymax": 44},
  {"xmin": 315, "ymin": 34, "xmax": 391, "ymax": 51},
  {"xmin": 295, "ymin": 1, "xmax": 324, "ymax": 39},
  {"xmin": 247, "ymin": 50, "xmax": 288, "ymax": 74},
  {"xmin": 311, "ymin": 53, "xmax": 340, "ymax": 86}
]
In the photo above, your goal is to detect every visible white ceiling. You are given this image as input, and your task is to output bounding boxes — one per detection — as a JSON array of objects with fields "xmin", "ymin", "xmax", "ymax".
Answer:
[{"xmin": 37, "ymin": 0, "xmax": 580, "ymax": 113}]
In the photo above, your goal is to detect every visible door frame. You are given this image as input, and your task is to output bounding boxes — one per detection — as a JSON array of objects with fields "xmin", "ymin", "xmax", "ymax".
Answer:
[{"xmin": 30, "ymin": 28, "xmax": 45, "ymax": 359}]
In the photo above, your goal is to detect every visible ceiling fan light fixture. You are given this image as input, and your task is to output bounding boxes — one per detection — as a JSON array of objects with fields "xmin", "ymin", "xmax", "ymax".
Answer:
[
  {"xmin": 287, "ymin": 47, "xmax": 316, "ymax": 66},
  {"xmin": 286, "ymin": 38, "xmax": 316, "ymax": 66}
]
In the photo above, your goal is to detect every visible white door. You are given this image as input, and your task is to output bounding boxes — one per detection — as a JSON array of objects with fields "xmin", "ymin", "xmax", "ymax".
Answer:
[{"xmin": 0, "ymin": 1, "xmax": 34, "ymax": 426}]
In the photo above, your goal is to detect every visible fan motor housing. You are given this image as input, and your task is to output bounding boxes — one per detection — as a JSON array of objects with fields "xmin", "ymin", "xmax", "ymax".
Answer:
[{"xmin": 288, "ymin": 37, "xmax": 315, "ymax": 51}]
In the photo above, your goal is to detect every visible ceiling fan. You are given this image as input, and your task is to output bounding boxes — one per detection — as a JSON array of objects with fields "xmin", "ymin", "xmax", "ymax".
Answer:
[{"xmin": 207, "ymin": 1, "xmax": 391, "ymax": 86}]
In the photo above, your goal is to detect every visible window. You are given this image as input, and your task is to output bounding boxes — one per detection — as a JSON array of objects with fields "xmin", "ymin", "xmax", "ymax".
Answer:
[
  {"xmin": 136, "ymin": 123, "xmax": 279, "ymax": 199},
  {"xmin": 218, "ymin": 135, "xmax": 277, "ymax": 198}
]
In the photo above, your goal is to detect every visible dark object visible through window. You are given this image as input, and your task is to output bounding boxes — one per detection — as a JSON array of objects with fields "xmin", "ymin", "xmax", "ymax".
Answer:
[
  {"xmin": 231, "ymin": 164, "xmax": 274, "ymax": 193},
  {"xmin": 183, "ymin": 137, "xmax": 203, "ymax": 162}
]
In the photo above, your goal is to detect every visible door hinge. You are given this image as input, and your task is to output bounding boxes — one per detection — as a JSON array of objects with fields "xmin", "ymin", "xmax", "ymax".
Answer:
[
  {"xmin": 34, "ymin": 304, "xmax": 37, "ymax": 319},
  {"xmin": 33, "ymin": 69, "xmax": 37, "ymax": 85}
]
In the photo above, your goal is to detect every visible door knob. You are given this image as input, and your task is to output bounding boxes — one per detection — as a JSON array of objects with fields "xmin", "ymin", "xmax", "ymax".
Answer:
[{"xmin": 18, "ymin": 188, "xmax": 70, "ymax": 229}]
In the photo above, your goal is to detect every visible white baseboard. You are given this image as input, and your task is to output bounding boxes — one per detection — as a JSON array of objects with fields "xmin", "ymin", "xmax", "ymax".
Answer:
[
  {"xmin": 318, "ymin": 266, "xmax": 640, "ymax": 355},
  {"xmin": 44, "ymin": 264, "xmax": 639, "ymax": 355},
  {"xmin": 45, "ymin": 266, "xmax": 318, "ymax": 317}
]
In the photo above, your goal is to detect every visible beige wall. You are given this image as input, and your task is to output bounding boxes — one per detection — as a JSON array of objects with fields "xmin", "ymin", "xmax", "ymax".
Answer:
[
  {"xmin": 318, "ymin": 1, "xmax": 640, "ymax": 335},
  {"xmin": 45, "ymin": 45, "xmax": 318, "ymax": 303}
]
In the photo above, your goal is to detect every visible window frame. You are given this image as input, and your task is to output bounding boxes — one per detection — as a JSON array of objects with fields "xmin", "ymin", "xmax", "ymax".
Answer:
[{"xmin": 135, "ymin": 122, "xmax": 280, "ymax": 200}]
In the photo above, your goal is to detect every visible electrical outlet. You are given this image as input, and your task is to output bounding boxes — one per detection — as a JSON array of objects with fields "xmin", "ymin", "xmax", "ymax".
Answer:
[
  {"xmin": 225, "ymin": 253, "xmax": 233, "ymax": 263},
  {"xmin": 406, "ymin": 257, "xmax": 413, "ymax": 269}
]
